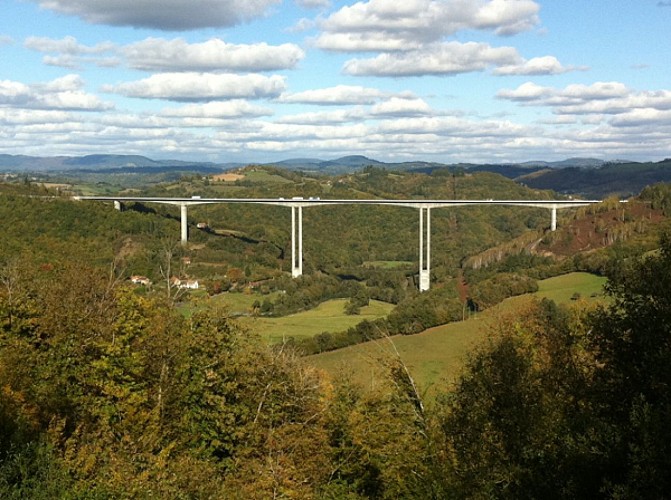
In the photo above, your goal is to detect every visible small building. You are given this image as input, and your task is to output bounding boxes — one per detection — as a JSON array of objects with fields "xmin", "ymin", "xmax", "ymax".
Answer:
[
  {"xmin": 130, "ymin": 275, "xmax": 151, "ymax": 286},
  {"xmin": 181, "ymin": 279, "xmax": 199, "ymax": 290},
  {"xmin": 170, "ymin": 277, "xmax": 200, "ymax": 290}
]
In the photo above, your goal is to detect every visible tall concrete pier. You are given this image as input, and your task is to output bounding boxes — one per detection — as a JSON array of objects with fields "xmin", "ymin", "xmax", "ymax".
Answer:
[{"xmin": 291, "ymin": 205, "xmax": 303, "ymax": 277}]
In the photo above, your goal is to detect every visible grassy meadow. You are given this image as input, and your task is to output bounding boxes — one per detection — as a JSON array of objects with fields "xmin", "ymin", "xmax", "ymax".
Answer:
[
  {"xmin": 306, "ymin": 272, "xmax": 607, "ymax": 398},
  {"xmin": 240, "ymin": 299, "xmax": 395, "ymax": 344}
]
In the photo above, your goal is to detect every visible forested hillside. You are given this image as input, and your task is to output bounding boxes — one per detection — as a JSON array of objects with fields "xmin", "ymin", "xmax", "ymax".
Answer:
[
  {"xmin": 3, "ymin": 171, "xmax": 671, "ymax": 496},
  {"xmin": 518, "ymin": 158, "xmax": 671, "ymax": 198}
]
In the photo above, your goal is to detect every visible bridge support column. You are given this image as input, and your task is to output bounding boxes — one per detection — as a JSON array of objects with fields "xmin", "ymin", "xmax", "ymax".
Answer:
[
  {"xmin": 114, "ymin": 200, "xmax": 123, "ymax": 211},
  {"xmin": 291, "ymin": 205, "xmax": 303, "ymax": 277},
  {"xmin": 419, "ymin": 207, "xmax": 431, "ymax": 292},
  {"xmin": 550, "ymin": 206, "xmax": 557, "ymax": 231},
  {"xmin": 180, "ymin": 203, "xmax": 188, "ymax": 245}
]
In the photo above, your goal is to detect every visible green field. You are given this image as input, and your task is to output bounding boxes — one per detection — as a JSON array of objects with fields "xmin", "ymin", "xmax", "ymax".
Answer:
[
  {"xmin": 535, "ymin": 272, "xmax": 607, "ymax": 302},
  {"xmin": 306, "ymin": 272, "xmax": 607, "ymax": 398},
  {"xmin": 240, "ymin": 299, "xmax": 395, "ymax": 344},
  {"xmin": 179, "ymin": 290, "xmax": 282, "ymax": 317}
]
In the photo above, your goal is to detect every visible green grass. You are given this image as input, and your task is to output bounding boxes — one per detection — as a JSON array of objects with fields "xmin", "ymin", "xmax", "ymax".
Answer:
[
  {"xmin": 308, "ymin": 313, "xmax": 489, "ymax": 397},
  {"xmin": 179, "ymin": 290, "xmax": 281, "ymax": 317},
  {"xmin": 535, "ymin": 272, "xmax": 607, "ymax": 302},
  {"xmin": 240, "ymin": 299, "xmax": 395, "ymax": 344},
  {"xmin": 306, "ymin": 272, "xmax": 608, "ymax": 398}
]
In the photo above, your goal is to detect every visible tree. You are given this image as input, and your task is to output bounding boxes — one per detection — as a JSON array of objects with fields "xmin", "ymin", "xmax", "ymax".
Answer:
[
  {"xmin": 585, "ymin": 231, "xmax": 671, "ymax": 497},
  {"xmin": 432, "ymin": 299, "xmax": 601, "ymax": 498}
]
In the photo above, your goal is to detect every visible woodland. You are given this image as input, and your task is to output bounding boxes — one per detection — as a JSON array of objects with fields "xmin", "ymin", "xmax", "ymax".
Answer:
[{"xmin": 2, "ymin": 167, "xmax": 671, "ymax": 497}]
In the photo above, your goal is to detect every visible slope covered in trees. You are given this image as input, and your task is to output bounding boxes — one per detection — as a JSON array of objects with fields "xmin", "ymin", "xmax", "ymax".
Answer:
[{"xmin": 3, "ymin": 198, "xmax": 671, "ymax": 497}]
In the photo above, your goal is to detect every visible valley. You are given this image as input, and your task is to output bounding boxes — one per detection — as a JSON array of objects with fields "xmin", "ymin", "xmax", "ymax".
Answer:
[{"xmin": 2, "ymin": 163, "xmax": 671, "ymax": 497}]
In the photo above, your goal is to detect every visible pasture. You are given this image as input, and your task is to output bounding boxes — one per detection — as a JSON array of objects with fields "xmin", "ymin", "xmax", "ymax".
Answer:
[
  {"xmin": 306, "ymin": 272, "xmax": 607, "ymax": 398},
  {"xmin": 240, "ymin": 299, "xmax": 395, "ymax": 344}
]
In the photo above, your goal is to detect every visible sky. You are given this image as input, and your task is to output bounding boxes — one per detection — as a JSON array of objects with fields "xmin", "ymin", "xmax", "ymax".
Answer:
[{"xmin": 1, "ymin": 0, "xmax": 671, "ymax": 165}]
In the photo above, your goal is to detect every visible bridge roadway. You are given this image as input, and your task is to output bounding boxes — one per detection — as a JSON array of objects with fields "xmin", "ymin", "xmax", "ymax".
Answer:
[{"xmin": 75, "ymin": 196, "xmax": 603, "ymax": 291}]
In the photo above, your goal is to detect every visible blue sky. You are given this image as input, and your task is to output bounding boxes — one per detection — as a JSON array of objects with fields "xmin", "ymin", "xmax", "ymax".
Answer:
[{"xmin": 1, "ymin": 0, "xmax": 670, "ymax": 164}]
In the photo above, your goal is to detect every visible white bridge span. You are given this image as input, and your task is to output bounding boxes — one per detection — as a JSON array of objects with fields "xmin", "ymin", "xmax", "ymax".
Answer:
[{"xmin": 75, "ymin": 196, "xmax": 603, "ymax": 291}]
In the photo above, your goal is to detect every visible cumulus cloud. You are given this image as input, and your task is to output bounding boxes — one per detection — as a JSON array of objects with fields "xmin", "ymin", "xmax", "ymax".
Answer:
[
  {"xmin": 497, "ymin": 81, "xmax": 634, "ymax": 106},
  {"xmin": 275, "ymin": 108, "xmax": 365, "ymax": 124},
  {"xmin": 295, "ymin": 0, "xmax": 330, "ymax": 8},
  {"xmin": 473, "ymin": 0, "xmax": 540, "ymax": 35},
  {"xmin": 28, "ymin": 0, "xmax": 281, "ymax": 30},
  {"xmin": 496, "ymin": 81, "xmax": 558, "ymax": 102},
  {"xmin": 0, "ymin": 108, "xmax": 74, "ymax": 126},
  {"xmin": 279, "ymin": 85, "xmax": 387, "ymax": 105},
  {"xmin": 493, "ymin": 55, "xmax": 584, "ymax": 75},
  {"xmin": 24, "ymin": 35, "xmax": 119, "ymax": 68},
  {"xmin": 160, "ymin": 100, "xmax": 273, "ymax": 119},
  {"xmin": 610, "ymin": 108, "xmax": 671, "ymax": 127},
  {"xmin": 316, "ymin": 0, "xmax": 540, "ymax": 52},
  {"xmin": 0, "ymin": 74, "xmax": 113, "ymax": 111},
  {"xmin": 105, "ymin": 73, "xmax": 287, "ymax": 101},
  {"xmin": 24, "ymin": 35, "xmax": 115, "ymax": 54},
  {"xmin": 123, "ymin": 38, "xmax": 304, "ymax": 72},
  {"xmin": 370, "ymin": 97, "xmax": 433, "ymax": 117},
  {"xmin": 343, "ymin": 41, "xmax": 520, "ymax": 76},
  {"xmin": 498, "ymin": 81, "xmax": 671, "ymax": 139}
]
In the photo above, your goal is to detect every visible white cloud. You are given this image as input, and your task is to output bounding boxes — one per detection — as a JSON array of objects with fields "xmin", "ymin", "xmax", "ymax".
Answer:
[
  {"xmin": 124, "ymin": 38, "xmax": 304, "ymax": 72},
  {"xmin": 493, "ymin": 55, "xmax": 583, "ymax": 75},
  {"xmin": 473, "ymin": 0, "xmax": 540, "ymax": 36},
  {"xmin": 295, "ymin": 0, "xmax": 330, "ymax": 8},
  {"xmin": 279, "ymin": 85, "xmax": 387, "ymax": 105},
  {"xmin": 497, "ymin": 81, "xmax": 671, "ymax": 141},
  {"xmin": 160, "ymin": 100, "xmax": 273, "ymax": 119},
  {"xmin": 316, "ymin": 0, "xmax": 540, "ymax": 52},
  {"xmin": 343, "ymin": 41, "xmax": 520, "ymax": 76},
  {"xmin": 29, "ymin": 0, "xmax": 282, "ymax": 30},
  {"xmin": 370, "ymin": 97, "xmax": 433, "ymax": 117},
  {"xmin": 376, "ymin": 115, "xmax": 536, "ymax": 138},
  {"xmin": 496, "ymin": 81, "xmax": 556, "ymax": 101},
  {"xmin": 24, "ymin": 35, "xmax": 119, "ymax": 68},
  {"xmin": 497, "ymin": 81, "xmax": 633, "ymax": 107},
  {"xmin": 610, "ymin": 108, "xmax": 671, "ymax": 128},
  {"xmin": 0, "ymin": 35, "xmax": 14, "ymax": 46},
  {"xmin": 24, "ymin": 35, "xmax": 115, "ymax": 54},
  {"xmin": 275, "ymin": 108, "xmax": 365, "ymax": 124},
  {"xmin": 0, "ymin": 109, "xmax": 74, "ymax": 125},
  {"xmin": 0, "ymin": 74, "xmax": 113, "ymax": 111},
  {"xmin": 105, "ymin": 73, "xmax": 287, "ymax": 101}
]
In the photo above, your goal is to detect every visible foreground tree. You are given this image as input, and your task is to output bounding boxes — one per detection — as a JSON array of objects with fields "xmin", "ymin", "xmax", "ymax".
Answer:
[
  {"xmin": 586, "ymin": 232, "xmax": 671, "ymax": 497},
  {"xmin": 433, "ymin": 232, "xmax": 671, "ymax": 498}
]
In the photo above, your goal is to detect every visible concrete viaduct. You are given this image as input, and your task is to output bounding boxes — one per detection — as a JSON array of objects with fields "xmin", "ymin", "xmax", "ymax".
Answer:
[{"xmin": 75, "ymin": 196, "xmax": 602, "ymax": 291}]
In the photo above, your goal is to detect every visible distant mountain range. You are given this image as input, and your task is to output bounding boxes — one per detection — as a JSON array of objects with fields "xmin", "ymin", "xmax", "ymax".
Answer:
[
  {"xmin": 0, "ymin": 153, "xmax": 229, "ymax": 173},
  {"xmin": 2, "ymin": 153, "xmax": 671, "ymax": 198},
  {"xmin": 0, "ymin": 153, "xmax": 627, "ymax": 174}
]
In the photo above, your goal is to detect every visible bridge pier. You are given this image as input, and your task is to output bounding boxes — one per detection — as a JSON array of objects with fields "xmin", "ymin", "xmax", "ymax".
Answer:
[
  {"xmin": 419, "ymin": 207, "xmax": 431, "ymax": 292},
  {"xmin": 180, "ymin": 203, "xmax": 188, "ymax": 245},
  {"xmin": 551, "ymin": 206, "xmax": 557, "ymax": 231},
  {"xmin": 114, "ymin": 200, "xmax": 123, "ymax": 211},
  {"xmin": 291, "ymin": 205, "xmax": 303, "ymax": 277}
]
